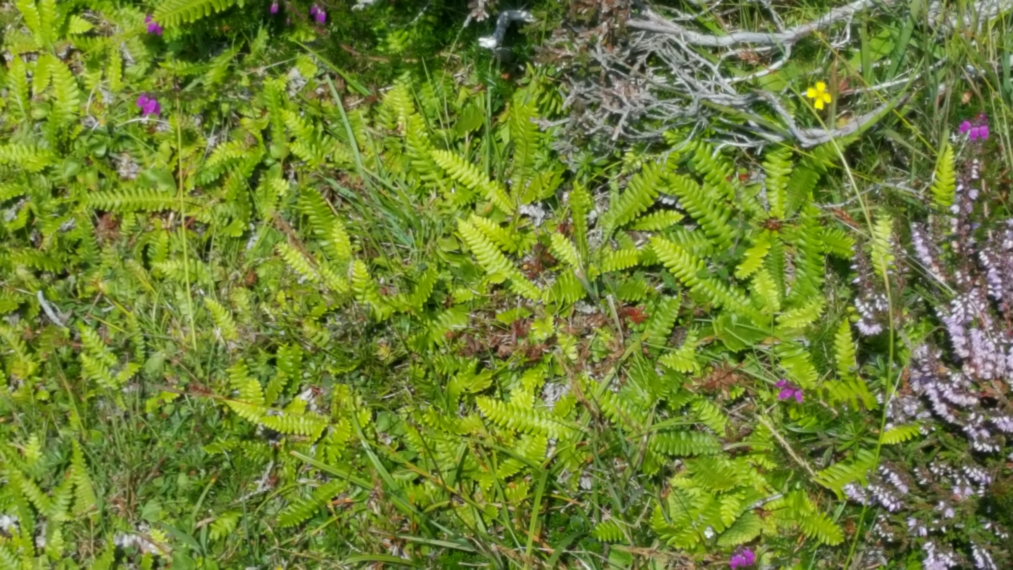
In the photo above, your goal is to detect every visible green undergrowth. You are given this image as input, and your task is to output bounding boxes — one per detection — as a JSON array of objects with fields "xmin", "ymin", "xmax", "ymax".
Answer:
[{"xmin": 1, "ymin": 1, "xmax": 1011, "ymax": 569}]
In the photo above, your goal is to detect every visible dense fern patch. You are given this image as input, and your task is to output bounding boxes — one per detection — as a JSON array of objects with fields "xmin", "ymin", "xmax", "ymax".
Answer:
[{"xmin": 0, "ymin": 0, "xmax": 1011, "ymax": 568}]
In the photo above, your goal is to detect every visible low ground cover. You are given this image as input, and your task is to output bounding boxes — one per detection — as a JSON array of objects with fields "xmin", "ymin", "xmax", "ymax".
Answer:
[{"xmin": 0, "ymin": 1, "xmax": 1011, "ymax": 568}]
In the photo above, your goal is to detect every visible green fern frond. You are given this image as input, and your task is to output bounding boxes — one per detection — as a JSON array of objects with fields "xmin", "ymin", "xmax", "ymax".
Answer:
[
  {"xmin": 870, "ymin": 214, "xmax": 894, "ymax": 281},
  {"xmin": 228, "ymin": 361, "xmax": 264, "ymax": 406},
  {"xmin": 930, "ymin": 142, "xmax": 956, "ymax": 210},
  {"xmin": 569, "ymin": 183, "xmax": 591, "ymax": 256},
  {"xmin": 603, "ymin": 161, "xmax": 663, "ymax": 234},
  {"xmin": 818, "ymin": 226, "xmax": 856, "ymax": 258},
  {"xmin": 41, "ymin": 54, "xmax": 80, "ymax": 129},
  {"xmin": 205, "ymin": 298, "xmax": 239, "ymax": 343},
  {"xmin": 776, "ymin": 297, "xmax": 824, "ymax": 331},
  {"xmin": 642, "ymin": 296, "xmax": 680, "ymax": 348},
  {"xmin": 154, "ymin": 0, "xmax": 240, "ymax": 26},
  {"xmin": 85, "ymin": 188, "xmax": 180, "ymax": 212},
  {"xmin": 776, "ymin": 342, "xmax": 819, "ymax": 389},
  {"xmin": 592, "ymin": 519, "xmax": 626, "ymax": 542},
  {"xmin": 258, "ymin": 411, "xmax": 328, "ymax": 439},
  {"xmin": 458, "ymin": 218, "xmax": 539, "ymax": 300},
  {"xmin": 278, "ymin": 480, "xmax": 346, "ymax": 528},
  {"xmin": 815, "ymin": 448, "xmax": 877, "ymax": 494},
  {"xmin": 650, "ymin": 430, "xmax": 721, "ymax": 456},
  {"xmin": 208, "ymin": 512, "xmax": 240, "ymax": 541},
  {"xmin": 763, "ymin": 147, "xmax": 793, "ymax": 219},
  {"xmin": 0, "ymin": 144, "xmax": 53, "ymax": 172},
  {"xmin": 880, "ymin": 424, "xmax": 922, "ymax": 445},
  {"xmin": 716, "ymin": 511, "xmax": 762, "ymax": 546},
  {"xmin": 476, "ymin": 396, "xmax": 575, "ymax": 438},
  {"xmin": 625, "ymin": 211, "xmax": 681, "ymax": 233},
  {"xmin": 431, "ymin": 150, "xmax": 513, "ymax": 214},
  {"xmin": 549, "ymin": 232, "xmax": 581, "ymax": 270},
  {"xmin": 666, "ymin": 173, "xmax": 736, "ymax": 250},
  {"xmin": 652, "ymin": 236, "xmax": 752, "ymax": 316},
  {"xmin": 598, "ymin": 247, "xmax": 640, "ymax": 274},
  {"xmin": 834, "ymin": 320, "xmax": 857, "ymax": 379},
  {"xmin": 659, "ymin": 329, "xmax": 702, "ymax": 373},
  {"xmin": 71, "ymin": 442, "xmax": 97, "ymax": 518},
  {"xmin": 735, "ymin": 232, "xmax": 773, "ymax": 279},
  {"xmin": 691, "ymin": 398, "xmax": 728, "ymax": 433}
]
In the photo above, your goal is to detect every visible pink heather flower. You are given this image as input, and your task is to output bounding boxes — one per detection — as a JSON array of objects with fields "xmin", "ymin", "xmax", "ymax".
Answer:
[
  {"xmin": 136, "ymin": 94, "xmax": 161, "ymax": 116},
  {"xmin": 270, "ymin": 2, "xmax": 279, "ymax": 14},
  {"xmin": 960, "ymin": 114, "xmax": 990, "ymax": 141},
  {"xmin": 310, "ymin": 4, "xmax": 326, "ymax": 23},
  {"xmin": 730, "ymin": 547, "xmax": 756, "ymax": 569},
  {"xmin": 776, "ymin": 379, "xmax": 804, "ymax": 403},
  {"xmin": 145, "ymin": 14, "xmax": 164, "ymax": 35}
]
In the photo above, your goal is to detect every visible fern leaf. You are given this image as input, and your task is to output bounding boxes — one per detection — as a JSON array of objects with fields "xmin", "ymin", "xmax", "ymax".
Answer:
[
  {"xmin": 205, "ymin": 298, "xmax": 239, "ymax": 343},
  {"xmin": 228, "ymin": 361, "xmax": 264, "ymax": 406},
  {"xmin": 155, "ymin": 0, "xmax": 240, "ymax": 26},
  {"xmin": 776, "ymin": 297, "xmax": 825, "ymax": 331},
  {"xmin": 598, "ymin": 247, "xmax": 640, "ymax": 274},
  {"xmin": 71, "ymin": 442, "xmax": 98, "ymax": 518},
  {"xmin": 870, "ymin": 214, "xmax": 894, "ymax": 281},
  {"xmin": 432, "ymin": 150, "xmax": 513, "ymax": 214},
  {"xmin": 659, "ymin": 329, "xmax": 702, "ymax": 373},
  {"xmin": 278, "ymin": 480, "xmax": 346, "ymax": 528},
  {"xmin": 666, "ymin": 172, "xmax": 736, "ymax": 249},
  {"xmin": 0, "ymin": 144, "xmax": 53, "ymax": 172},
  {"xmin": 592, "ymin": 519, "xmax": 626, "ymax": 542},
  {"xmin": 549, "ymin": 232, "xmax": 581, "ymax": 270},
  {"xmin": 735, "ymin": 232, "xmax": 773, "ymax": 279},
  {"xmin": 651, "ymin": 236, "xmax": 752, "ymax": 316},
  {"xmin": 208, "ymin": 512, "xmax": 240, "ymax": 541},
  {"xmin": 834, "ymin": 320, "xmax": 857, "ymax": 379},
  {"xmin": 629, "ymin": 210, "xmax": 684, "ymax": 231},
  {"xmin": 716, "ymin": 511, "xmax": 762, "ymax": 547},
  {"xmin": 930, "ymin": 142, "xmax": 956, "ymax": 210},
  {"xmin": 650, "ymin": 431, "xmax": 721, "ymax": 456},
  {"xmin": 815, "ymin": 448, "xmax": 877, "ymax": 494},
  {"xmin": 763, "ymin": 147, "xmax": 793, "ymax": 219},
  {"xmin": 643, "ymin": 296, "xmax": 680, "ymax": 348},
  {"xmin": 603, "ymin": 161, "xmax": 663, "ymax": 234},
  {"xmin": 880, "ymin": 424, "xmax": 922, "ymax": 445},
  {"xmin": 476, "ymin": 397, "xmax": 575, "ymax": 438},
  {"xmin": 458, "ymin": 218, "xmax": 539, "ymax": 300}
]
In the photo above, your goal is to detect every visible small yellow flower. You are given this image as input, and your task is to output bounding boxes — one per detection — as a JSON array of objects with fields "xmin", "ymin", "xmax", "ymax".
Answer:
[{"xmin": 806, "ymin": 81, "xmax": 832, "ymax": 110}]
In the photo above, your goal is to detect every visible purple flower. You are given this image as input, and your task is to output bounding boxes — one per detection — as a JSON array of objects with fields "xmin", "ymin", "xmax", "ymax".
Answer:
[
  {"xmin": 145, "ymin": 14, "xmax": 164, "ymax": 36},
  {"xmin": 270, "ymin": 2, "xmax": 280, "ymax": 14},
  {"xmin": 730, "ymin": 547, "xmax": 756, "ymax": 569},
  {"xmin": 960, "ymin": 114, "xmax": 990, "ymax": 141},
  {"xmin": 309, "ymin": 4, "xmax": 326, "ymax": 23},
  {"xmin": 136, "ymin": 94, "xmax": 161, "ymax": 116},
  {"xmin": 776, "ymin": 379, "xmax": 804, "ymax": 403}
]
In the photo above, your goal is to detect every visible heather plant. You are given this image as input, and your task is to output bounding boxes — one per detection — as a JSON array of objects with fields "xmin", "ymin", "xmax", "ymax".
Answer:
[{"xmin": 840, "ymin": 141, "xmax": 1013, "ymax": 569}]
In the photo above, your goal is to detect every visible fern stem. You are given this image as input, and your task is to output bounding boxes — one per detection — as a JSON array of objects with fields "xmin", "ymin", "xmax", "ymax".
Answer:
[{"xmin": 174, "ymin": 107, "xmax": 198, "ymax": 353}]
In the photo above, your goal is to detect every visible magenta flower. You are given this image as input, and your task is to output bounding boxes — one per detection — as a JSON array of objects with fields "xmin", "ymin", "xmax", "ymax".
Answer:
[
  {"xmin": 309, "ymin": 4, "xmax": 326, "ymax": 23},
  {"xmin": 960, "ymin": 114, "xmax": 990, "ymax": 141},
  {"xmin": 136, "ymin": 94, "xmax": 161, "ymax": 117},
  {"xmin": 145, "ymin": 14, "xmax": 164, "ymax": 35},
  {"xmin": 730, "ymin": 547, "xmax": 756, "ymax": 569},
  {"xmin": 270, "ymin": 2, "xmax": 280, "ymax": 14},
  {"xmin": 776, "ymin": 379, "xmax": 804, "ymax": 403}
]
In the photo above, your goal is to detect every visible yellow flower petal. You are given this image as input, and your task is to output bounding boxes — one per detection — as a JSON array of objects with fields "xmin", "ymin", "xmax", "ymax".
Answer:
[
  {"xmin": 806, "ymin": 87, "xmax": 817, "ymax": 99},
  {"xmin": 814, "ymin": 99, "xmax": 825, "ymax": 110},
  {"xmin": 822, "ymin": 93, "xmax": 832, "ymax": 103},
  {"xmin": 816, "ymin": 81, "xmax": 827, "ymax": 91}
]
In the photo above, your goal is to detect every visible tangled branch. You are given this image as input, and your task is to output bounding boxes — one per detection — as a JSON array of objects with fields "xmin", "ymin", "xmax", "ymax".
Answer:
[{"xmin": 544, "ymin": 0, "xmax": 1012, "ymax": 156}]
